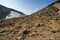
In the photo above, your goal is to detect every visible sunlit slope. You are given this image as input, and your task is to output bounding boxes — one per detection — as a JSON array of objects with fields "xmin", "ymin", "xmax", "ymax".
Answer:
[{"xmin": 0, "ymin": 1, "xmax": 60, "ymax": 40}]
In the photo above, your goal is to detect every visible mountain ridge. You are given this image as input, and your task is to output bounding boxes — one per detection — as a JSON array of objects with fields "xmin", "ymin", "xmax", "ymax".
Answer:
[{"xmin": 0, "ymin": 4, "xmax": 25, "ymax": 20}]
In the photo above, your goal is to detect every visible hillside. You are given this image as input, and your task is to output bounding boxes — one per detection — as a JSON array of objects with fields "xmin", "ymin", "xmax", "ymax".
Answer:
[{"xmin": 0, "ymin": 1, "xmax": 60, "ymax": 40}]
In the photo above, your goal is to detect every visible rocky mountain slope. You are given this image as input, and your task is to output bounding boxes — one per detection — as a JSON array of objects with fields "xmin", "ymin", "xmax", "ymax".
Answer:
[
  {"xmin": 0, "ymin": 1, "xmax": 60, "ymax": 40},
  {"xmin": 0, "ymin": 5, "xmax": 25, "ymax": 20},
  {"xmin": 0, "ymin": 5, "xmax": 10, "ymax": 19}
]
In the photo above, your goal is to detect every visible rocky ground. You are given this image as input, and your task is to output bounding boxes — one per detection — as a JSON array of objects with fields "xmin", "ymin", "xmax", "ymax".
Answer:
[{"xmin": 0, "ymin": 1, "xmax": 60, "ymax": 40}]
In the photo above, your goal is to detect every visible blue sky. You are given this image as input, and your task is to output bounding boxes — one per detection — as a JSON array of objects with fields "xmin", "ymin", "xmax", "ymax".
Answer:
[{"xmin": 0, "ymin": 0, "xmax": 57, "ymax": 15}]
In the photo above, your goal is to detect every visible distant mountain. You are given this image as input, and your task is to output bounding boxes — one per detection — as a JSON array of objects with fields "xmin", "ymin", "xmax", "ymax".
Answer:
[{"xmin": 0, "ymin": 5, "xmax": 25, "ymax": 20}]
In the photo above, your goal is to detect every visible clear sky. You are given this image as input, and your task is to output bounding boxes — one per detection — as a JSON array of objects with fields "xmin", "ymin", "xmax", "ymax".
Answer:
[{"xmin": 0, "ymin": 0, "xmax": 57, "ymax": 15}]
